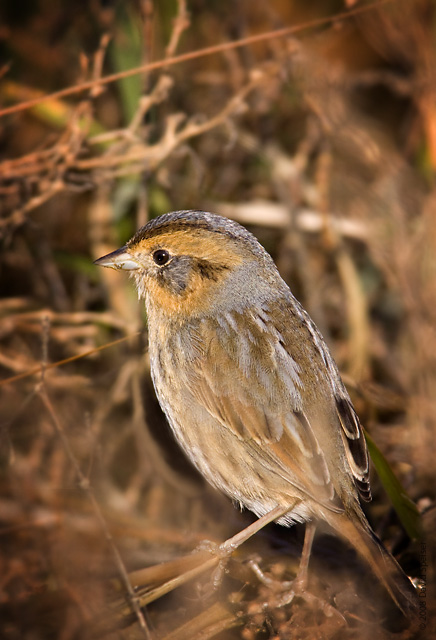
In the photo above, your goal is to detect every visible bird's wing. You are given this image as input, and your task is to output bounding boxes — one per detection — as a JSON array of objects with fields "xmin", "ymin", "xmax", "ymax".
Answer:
[
  {"xmin": 187, "ymin": 304, "xmax": 343, "ymax": 508},
  {"xmin": 335, "ymin": 395, "xmax": 371, "ymax": 501},
  {"xmin": 285, "ymin": 299, "xmax": 370, "ymax": 502}
]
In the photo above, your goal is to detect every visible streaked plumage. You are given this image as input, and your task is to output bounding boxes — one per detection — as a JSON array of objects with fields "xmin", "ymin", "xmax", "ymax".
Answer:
[{"xmin": 95, "ymin": 209, "xmax": 418, "ymax": 617}]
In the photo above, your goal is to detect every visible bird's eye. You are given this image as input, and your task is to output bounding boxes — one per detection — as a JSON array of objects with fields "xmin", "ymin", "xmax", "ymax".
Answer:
[{"xmin": 152, "ymin": 249, "xmax": 170, "ymax": 266}]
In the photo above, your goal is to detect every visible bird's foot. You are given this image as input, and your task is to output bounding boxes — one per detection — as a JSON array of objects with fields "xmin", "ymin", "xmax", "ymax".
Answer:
[
  {"xmin": 195, "ymin": 538, "xmax": 235, "ymax": 559},
  {"xmin": 248, "ymin": 559, "xmax": 346, "ymax": 623},
  {"xmin": 194, "ymin": 539, "xmax": 235, "ymax": 590}
]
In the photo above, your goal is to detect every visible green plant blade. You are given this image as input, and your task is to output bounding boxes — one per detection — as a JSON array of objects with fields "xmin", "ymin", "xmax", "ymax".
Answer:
[{"xmin": 365, "ymin": 430, "xmax": 421, "ymax": 541}]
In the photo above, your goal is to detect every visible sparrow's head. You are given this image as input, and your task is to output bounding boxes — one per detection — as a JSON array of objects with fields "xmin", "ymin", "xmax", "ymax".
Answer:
[{"xmin": 95, "ymin": 210, "xmax": 281, "ymax": 317}]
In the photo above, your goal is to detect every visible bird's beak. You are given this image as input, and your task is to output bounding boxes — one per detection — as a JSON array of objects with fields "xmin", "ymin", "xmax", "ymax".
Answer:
[{"xmin": 94, "ymin": 246, "xmax": 140, "ymax": 271}]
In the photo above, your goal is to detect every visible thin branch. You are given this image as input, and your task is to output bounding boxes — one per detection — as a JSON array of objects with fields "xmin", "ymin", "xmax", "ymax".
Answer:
[
  {"xmin": 0, "ymin": 0, "xmax": 394, "ymax": 120},
  {"xmin": 165, "ymin": 0, "xmax": 190, "ymax": 59},
  {"xmin": 0, "ymin": 331, "xmax": 141, "ymax": 387},
  {"xmin": 39, "ymin": 387, "xmax": 153, "ymax": 639}
]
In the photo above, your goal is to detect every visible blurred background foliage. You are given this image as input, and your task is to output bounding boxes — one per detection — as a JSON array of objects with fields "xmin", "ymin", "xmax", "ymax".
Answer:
[{"xmin": 0, "ymin": 0, "xmax": 435, "ymax": 638}]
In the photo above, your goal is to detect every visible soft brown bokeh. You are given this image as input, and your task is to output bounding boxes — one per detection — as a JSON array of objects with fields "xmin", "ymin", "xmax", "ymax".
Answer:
[{"xmin": 0, "ymin": 1, "xmax": 435, "ymax": 638}]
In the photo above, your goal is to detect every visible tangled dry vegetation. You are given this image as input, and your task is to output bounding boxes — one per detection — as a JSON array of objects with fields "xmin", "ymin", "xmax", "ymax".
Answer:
[{"xmin": 1, "ymin": 1, "xmax": 435, "ymax": 638}]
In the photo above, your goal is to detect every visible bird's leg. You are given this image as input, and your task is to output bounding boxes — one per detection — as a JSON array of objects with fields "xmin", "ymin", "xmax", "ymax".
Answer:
[
  {"xmin": 248, "ymin": 521, "xmax": 345, "ymax": 623},
  {"xmin": 294, "ymin": 519, "xmax": 316, "ymax": 590},
  {"xmin": 200, "ymin": 503, "xmax": 299, "ymax": 590},
  {"xmin": 248, "ymin": 520, "xmax": 316, "ymax": 592},
  {"xmin": 219, "ymin": 503, "xmax": 300, "ymax": 555}
]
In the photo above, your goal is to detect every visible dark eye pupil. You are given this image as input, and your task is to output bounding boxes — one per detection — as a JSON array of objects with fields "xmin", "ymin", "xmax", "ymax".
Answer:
[{"xmin": 153, "ymin": 249, "xmax": 170, "ymax": 266}]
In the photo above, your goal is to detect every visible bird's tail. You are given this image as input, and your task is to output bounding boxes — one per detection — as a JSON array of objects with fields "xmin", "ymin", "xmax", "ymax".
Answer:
[{"xmin": 325, "ymin": 508, "xmax": 419, "ymax": 619}]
